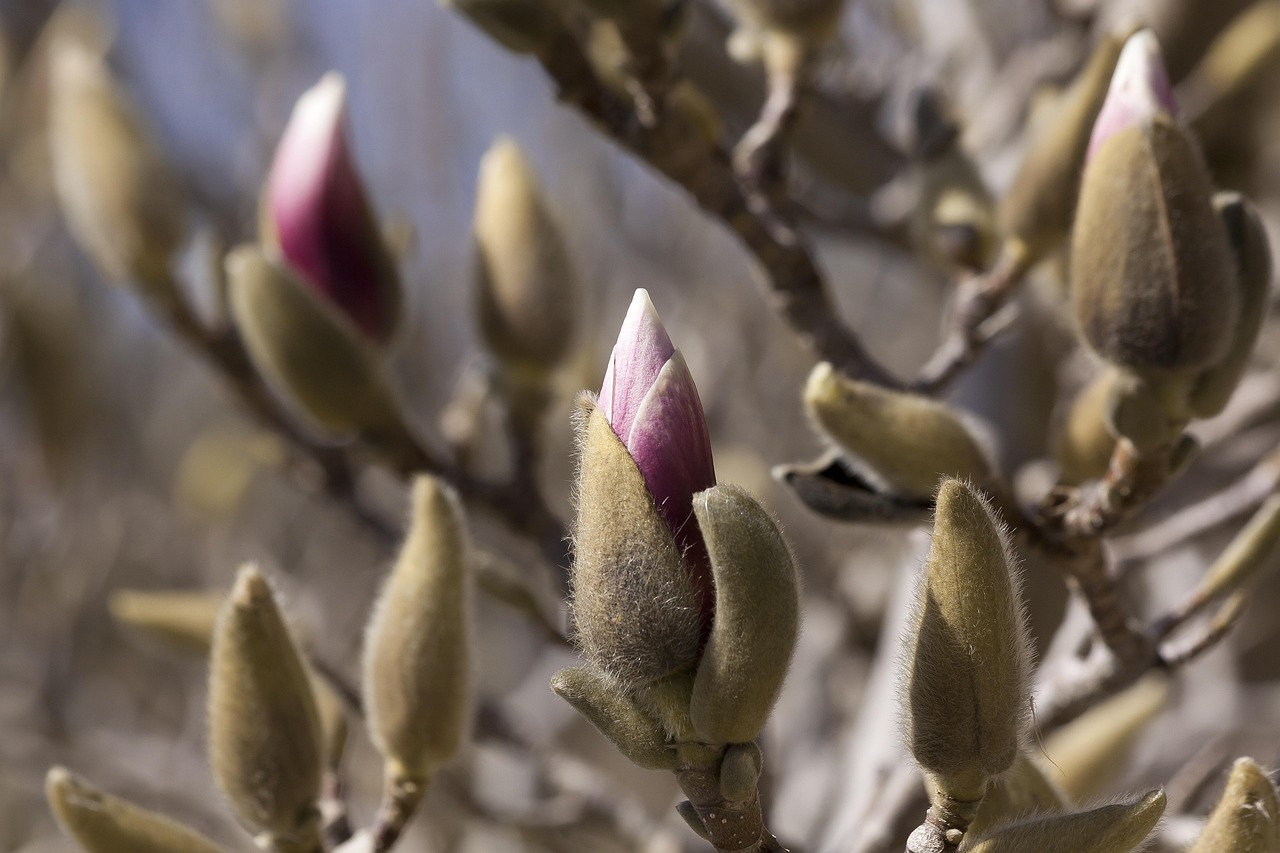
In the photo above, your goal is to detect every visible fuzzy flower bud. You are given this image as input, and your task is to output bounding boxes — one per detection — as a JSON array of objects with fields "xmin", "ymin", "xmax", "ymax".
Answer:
[
  {"xmin": 1189, "ymin": 758, "xmax": 1280, "ymax": 853},
  {"xmin": 966, "ymin": 789, "xmax": 1166, "ymax": 853},
  {"xmin": 264, "ymin": 73, "xmax": 399, "ymax": 343},
  {"xmin": 1072, "ymin": 30, "xmax": 1236, "ymax": 374}
]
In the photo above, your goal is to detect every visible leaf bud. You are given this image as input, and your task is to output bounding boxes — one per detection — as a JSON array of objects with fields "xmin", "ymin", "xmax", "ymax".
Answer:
[
  {"xmin": 804, "ymin": 362, "xmax": 993, "ymax": 501},
  {"xmin": 363, "ymin": 475, "xmax": 473, "ymax": 784},
  {"xmin": 46, "ymin": 767, "xmax": 224, "ymax": 853},
  {"xmin": 689, "ymin": 484, "xmax": 799, "ymax": 744},
  {"xmin": 225, "ymin": 244, "xmax": 401, "ymax": 437},
  {"xmin": 208, "ymin": 566, "xmax": 324, "ymax": 851},
  {"xmin": 550, "ymin": 666, "xmax": 677, "ymax": 770},
  {"xmin": 1189, "ymin": 757, "xmax": 1280, "ymax": 853},
  {"xmin": 903, "ymin": 480, "xmax": 1030, "ymax": 802},
  {"xmin": 966, "ymin": 789, "xmax": 1166, "ymax": 853}
]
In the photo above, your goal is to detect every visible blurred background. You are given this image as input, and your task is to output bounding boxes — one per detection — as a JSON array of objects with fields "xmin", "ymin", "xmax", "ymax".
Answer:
[{"xmin": 0, "ymin": 0, "xmax": 1277, "ymax": 850}]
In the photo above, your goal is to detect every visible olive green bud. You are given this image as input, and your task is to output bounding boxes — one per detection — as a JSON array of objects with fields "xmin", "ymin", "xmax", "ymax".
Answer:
[
  {"xmin": 226, "ymin": 245, "xmax": 401, "ymax": 437},
  {"xmin": 967, "ymin": 789, "xmax": 1166, "ymax": 853},
  {"xmin": 48, "ymin": 27, "xmax": 186, "ymax": 293},
  {"xmin": 1104, "ymin": 369, "xmax": 1188, "ymax": 451},
  {"xmin": 1039, "ymin": 674, "xmax": 1169, "ymax": 803},
  {"xmin": 108, "ymin": 589, "xmax": 223, "ymax": 656},
  {"xmin": 311, "ymin": 672, "xmax": 349, "ymax": 771},
  {"xmin": 689, "ymin": 484, "xmax": 799, "ymax": 744},
  {"xmin": 46, "ymin": 767, "xmax": 224, "ymax": 853},
  {"xmin": 1072, "ymin": 37, "xmax": 1236, "ymax": 373},
  {"xmin": 1189, "ymin": 758, "xmax": 1280, "ymax": 853},
  {"xmin": 903, "ymin": 480, "xmax": 1030, "ymax": 802},
  {"xmin": 999, "ymin": 29, "xmax": 1133, "ymax": 263},
  {"xmin": 719, "ymin": 742, "xmax": 765, "ymax": 802},
  {"xmin": 677, "ymin": 800, "xmax": 713, "ymax": 840},
  {"xmin": 967, "ymin": 752, "xmax": 1065, "ymax": 841},
  {"xmin": 473, "ymin": 138, "xmax": 577, "ymax": 377},
  {"xmin": 439, "ymin": 0, "xmax": 559, "ymax": 55},
  {"xmin": 1054, "ymin": 369, "xmax": 1118, "ymax": 485},
  {"xmin": 551, "ymin": 666, "xmax": 676, "ymax": 770},
  {"xmin": 570, "ymin": 400, "xmax": 704, "ymax": 689},
  {"xmin": 208, "ymin": 566, "xmax": 324, "ymax": 851},
  {"xmin": 805, "ymin": 362, "xmax": 993, "ymax": 501},
  {"xmin": 1188, "ymin": 193, "xmax": 1274, "ymax": 419},
  {"xmin": 363, "ymin": 476, "xmax": 472, "ymax": 784}
]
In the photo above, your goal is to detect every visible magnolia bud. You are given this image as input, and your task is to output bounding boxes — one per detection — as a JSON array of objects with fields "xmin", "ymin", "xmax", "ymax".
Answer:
[
  {"xmin": 1104, "ymin": 369, "xmax": 1187, "ymax": 451},
  {"xmin": 1054, "ymin": 369, "xmax": 1118, "ymax": 485},
  {"xmin": 1039, "ymin": 674, "xmax": 1169, "ymax": 803},
  {"xmin": 263, "ymin": 73, "xmax": 400, "ymax": 343},
  {"xmin": 1188, "ymin": 193, "xmax": 1274, "ymax": 419},
  {"xmin": 48, "ymin": 27, "xmax": 186, "ymax": 293},
  {"xmin": 550, "ymin": 666, "xmax": 676, "ymax": 770},
  {"xmin": 1189, "ymin": 758, "xmax": 1280, "ymax": 853},
  {"xmin": 208, "ymin": 566, "xmax": 324, "ymax": 850},
  {"xmin": 46, "ymin": 767, "xmax": 224, "ymax": 853},
  {"xmin": 473, "ymin": 138, "xmax": 577, "ymax": 377},
  {"xmin": 966, "ymin": 789, "xmax": 1165, "ymax": 853},
  {"xmin": 805, "ymin": 362, "xmax": 993, "ymax": 501},
  {"xmin": 439, "ymin": 0, "xmax": 560, "ymax": 55},
  {"xmin": 1072, "ymin": 31, "xmax": 1236, "ymax": 373},
  {"xmin": 364, "ymin": 476, "xmax": 472, "ymax": 784},
  {"xmin": 108, "ymin": 589, "xmax": 223, "ymax": 656},
  {"xmin": 966, "ymin": 752, "xmax": 1065, "ymax": 841},
  {"xmin": 903, "ymin": 480, "xmax": 1030, "ymax": 802},
  {"xmin": 226, "ymin": 245, "xmax": 401, "ymax": 437}
]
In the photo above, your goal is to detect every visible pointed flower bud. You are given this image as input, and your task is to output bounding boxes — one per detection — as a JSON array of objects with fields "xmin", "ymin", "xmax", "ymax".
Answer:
[
  {"xmin": 1072, "ymin": 30, "xmax": 1236, "ymax": 374},
  {"xmin": 903, "ymin": 480, "xmax": 1031, "ymax": 802},
  {"xmin": 967, "ymin": 789, "xmax": 1166, "ymax": 853},
  {"xmin": 46, "ymin": 767, "xmax": 225, "ymax": 853},
  {"xmin": 264, "ymin": 73, "xmax": 399, "ymax": 343},
  {"xmin": 1190, "ymin": 758, "xmax": 1280, "ymax": 853}
]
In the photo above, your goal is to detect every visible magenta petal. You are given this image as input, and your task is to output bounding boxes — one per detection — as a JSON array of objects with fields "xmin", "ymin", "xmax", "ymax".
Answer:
[
  {"xmin": 267, "ymin": 73, "xmax": 391, "ymax": 341},
  {"xmin": 1086, "ymin": 30, "xmax": 1177, "ymax": 161},
  {"xmin": 627, "ymin": 351, "xmax": 717, "ymax": 627},
  {"xmin": 599, "ymin": 289, "xmax": 676, "ymax": 441}
]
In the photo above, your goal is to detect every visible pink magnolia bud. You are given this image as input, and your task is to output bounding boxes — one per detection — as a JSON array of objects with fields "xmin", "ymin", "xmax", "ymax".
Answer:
[
  {"xmin": 1086, "ymin": 29, "xmax": 1177, "ymax": 161},
  {"xmin": 599, "ymin": 290, "xmax": 717, "ymax": 630},
  {"xmin": 264, "ymin": 72, "xmax": 399, "ymax": 342}
]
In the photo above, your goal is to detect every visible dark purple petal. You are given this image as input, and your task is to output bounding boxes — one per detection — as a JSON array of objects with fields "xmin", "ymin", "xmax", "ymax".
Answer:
[
  {"xmin": 1087, "ymin": 30, "xmax": 1177, "ymax": 161},
  {"xmin": 599, "ymin": 289, "xmax": 675, "ymax": 442},
  {"xmin": 266, "ymin": 73, "xmax": 394, "ymax": 341}
]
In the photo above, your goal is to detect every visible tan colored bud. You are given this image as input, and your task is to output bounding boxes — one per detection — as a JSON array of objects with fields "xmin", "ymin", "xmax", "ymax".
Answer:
[
  {"xmin": 1189, "ymin": 193, "xmax": 1274, "ymax": 418},
  {"xmin": 1039, "ymin": 674, "xmax": 1169, "ymax": 803},
  {"xmin": 439, "ymin": 0, "xmax": 559, "ymax": 55},
  {"xmin": 1189, "ymin": 757, "xmax": 1280, "ymax": 853},
  {"xmin": 1054, "ymin": 369, "xmax": 1118, "ymax": 485},
  {"xmin": 689, "ymin": 484, "xmax": 799, "ymax": 744},
  {"xmin": 108, "ymin": 589, "xmax": 222, "ymax": 656},
  {"xmin": 473, "ymin": 138, "xmax": 577, "ymax": 376},
  {"xmin": 1072, "ymin": 117, "xmax": 1236, "ymax": 373},
  {"xmin": 208, "ymin": 566, "xmax": 323, "ymax": 849},
  {"xmin": 805, "ymin": 363, "xmax": 993, "ymax": 501},
  {"xmin": 570, "ymin": 400, "xmax": 703, "ymax": 689},
  {"xmin": 966, "ymin": 752, "xmax": 1065, "ymax": 841},
  {"xmin": 967, "ymin": 789, "xmax": 1166, "ymax": 853},
  {"xmin": 551, "ymin": 666, "xmax": 677, "ymax": 770},
  {"xmin": 48, "ymin": 26, "xmax": 186, "ymax": 293},
  {"xmin": 999, "ymin": 30, "xmax": 1132, "ymax": 262},
  {"xmin": 903, "ymin": 480, "xmax": 1030, "ymax": 801},
  {"xmin": 226, "ymin": 244, "xmax": 401, "ymax": 437},
  {"xmin": 364, "ymin": 476, "xmax": 472, "ymax": 784},
  {"xmin": 46, "ymin": 767, "xmax": 224, "ymax": 853}
]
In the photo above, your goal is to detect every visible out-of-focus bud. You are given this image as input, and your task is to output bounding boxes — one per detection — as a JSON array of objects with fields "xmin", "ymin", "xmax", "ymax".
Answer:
[
  {"xmin": 108, "ymin": 589, "xmax": 223, "ymax": 656},
  {"xmin": 439, "ymin": 0, "xmax": 560, "ymax": 55},
  {"xmin": 966, "ymin": 752, "xmax": 1065, "ymax": 841},
  {"xmin": 46, "ymin": 767, "xmax": 225, "ymax": 853},
  {"xmin": 1104, "ymin": 369, "xmax": 1186, "ymax": 451},
  {"xmin": 805, "ymin": 362, "xmax": 993, "ymax": 501},
  {"xmin": 1188, "ymin": 193, "xmax": 1274, "ymax": 419},
  {"xmin": 1038, "ymin": 674, "xmax": 1169, "ymax": 803},
  {"xmin": 998, "ymin": 28, "xmax": 1134, "ymax": 265},
  {"xmin": 472, "ymin": 138, "xmax": 576, "ymax": 378},
  {"xmin": 364, "ymin": 476, "xmax": 472, "ymax": 787},
  {"xmin": 208, "ymin": 566, "xmax": 324, "ymax": 852},
  {"xmin": 1189, "ymin": 758, "xmax": 1280, "ymax": 853},
  {"xmin": 726, "ymin": 0, "xmax": 847, "ymax": 75},
  {"xmin": 226, "ymin": 245, "xmax": 401, "ymax": 437},
  {"xmin": 551, "ymin": 666, "xmax": 677, "ymax": 770},
  {"xmin": 903, "ymin": 480, "xmax": 1030, "ymax": 803},
  {"xmin": 1072, "ymin": 30, "xmax": 1236, "ymax": 374},
  {"xmin": 688, "ymin": 484, "xmax": 798, "ymax": 744},
  {"xmin": 966, "ymin": 789, "xmax": 1165, "ymax": 853},
  {"xmin": 1147, "ymin": 0, "xmax": 1256, "ymax": 83},
  {"xmin": 572, "ymin": 291, "xmax": 715, "ymax": 690},
  {"xmin": 48, "ymin": 28, "xmax": 186, "ymax": 293},
  {"xmin": 263, "ymin": 73, "xmax": 399, "ymax": 343},
  {"xmin": 1188, "ymin": 495, "xmax": 1280, "ymax": 614},
  {"xmin": 1054, "ymin": 369, "xmax": 1118, "ymax": 485}
]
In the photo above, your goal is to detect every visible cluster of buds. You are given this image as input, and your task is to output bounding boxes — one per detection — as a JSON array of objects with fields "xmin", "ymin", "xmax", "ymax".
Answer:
[{"xmin": 558, "ymin": 290, "xmax": 799, "ymax": 850}]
